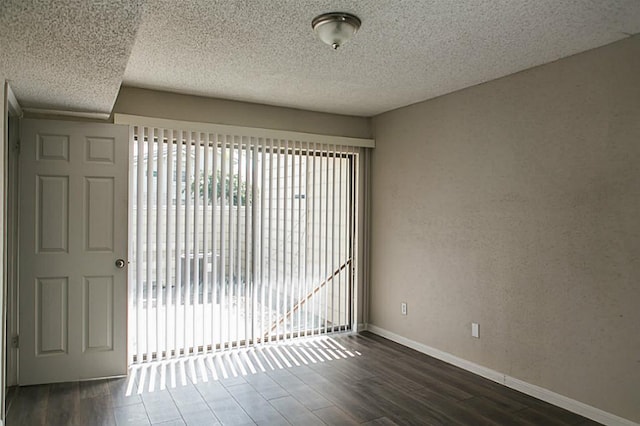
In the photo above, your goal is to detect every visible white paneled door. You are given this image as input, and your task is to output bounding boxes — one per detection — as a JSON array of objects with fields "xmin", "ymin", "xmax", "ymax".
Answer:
[{"xmin": 19, "ymin": 119, "xmax": 128, "ymax": 384}]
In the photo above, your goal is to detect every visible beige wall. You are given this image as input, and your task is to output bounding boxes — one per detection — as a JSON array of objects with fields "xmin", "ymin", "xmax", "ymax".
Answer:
[
  {"xmin": 113, "ymin": 87, "xmax": 372, "ymax": 139},
  {"xmin": 370, "ymin": 36, "xmax": 640, "ymax": 422}
]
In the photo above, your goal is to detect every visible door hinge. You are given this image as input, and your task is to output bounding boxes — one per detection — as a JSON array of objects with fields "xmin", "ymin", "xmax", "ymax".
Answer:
[{"xmin": 11, "ymin": 335, "xmax": 18, "ymax": 349}]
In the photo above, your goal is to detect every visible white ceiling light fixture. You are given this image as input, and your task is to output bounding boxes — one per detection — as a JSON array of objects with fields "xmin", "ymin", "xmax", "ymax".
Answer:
[{"xmin": 312, "ymin": 12, "xmax": 361, "ymax": 50}]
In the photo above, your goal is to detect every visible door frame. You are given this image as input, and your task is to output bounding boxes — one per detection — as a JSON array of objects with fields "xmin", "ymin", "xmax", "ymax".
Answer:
[{"xmin": 3, "ymin": 82, "xmax": 22, "ymax": 423}]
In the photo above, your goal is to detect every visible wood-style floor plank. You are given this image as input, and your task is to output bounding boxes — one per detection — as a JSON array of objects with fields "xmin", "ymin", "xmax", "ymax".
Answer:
[
  {"xmin": 226, "ymin": 383, "xmax": 290, "ymax": 425},
  {"xmin": 458, "ymin": 396, "xmax": 535, "ymax": 425},
  {"xmin": 47, "ymin": 381, "xmax": 81, "ymax": 425},
  {"xmin": 78, "ymin": 395, "xmax": 117, "ymax": 426},
  {"xmin": 6, "ymin": 332, "xmax": 603, "ymax": 425},
  {"xmin": 5, "ymin": 384, "xmax": 49, "ymax": 426},
  {"xmin": 269, "ymin": 395, "xmax": 325, "ymax": 425},
  {"xmin": 113, "ymin": 402, "xmax": 150, "ymax": 425},
  {"xmin": 312, "ymin": 405, "xmax": 361, "ymax": 425}
]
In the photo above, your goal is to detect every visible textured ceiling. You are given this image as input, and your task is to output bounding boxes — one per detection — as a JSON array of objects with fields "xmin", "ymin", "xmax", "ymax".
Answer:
[
  {"xmin": 0, "ymin": 0, "xmax": 144, "ymax": 113},
  {"xmin": 2, "ymin": 1, "xmax": 640, "ymax": 117},
  {"xmin": 123, "ymin": 0, "xmax": 640, "ymax": 116}
]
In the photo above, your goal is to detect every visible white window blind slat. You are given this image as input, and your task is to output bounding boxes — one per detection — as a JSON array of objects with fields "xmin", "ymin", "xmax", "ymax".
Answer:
[
  {"xmin": 245, "ymin": 141, "xmax": 252, "ymax": 348},
  {"xmin": 283, "ymin": 139, "xmax": 289, "ymax": 341},
  {"xmin": 275, "ymin": 141, "xmax": 281, "ymax": 342},
  {"xmin": 202, "ymin": 133, "xmax": 209, "ymax": 355},
  {"xmin": 211, "ymin": 135, "xmax": 218, "ymax": 351},
  {"xmin": 309, "ymin": 142, "xmax": 317, "ymax": 337},
  {"xmin": 192, "ymin": 132, "xmax": 201, "ymax": 354},
  {"xmin": 266, "ymin": 139, "xmax": 273, "ymax": 344},
  {"xmin": 174, "ymin": 130, "xmax": 183, "ymax": 356},
  {"xmin": 259, "ymin": 141, "xmax": 267, "ymax": 344},
  {"xmin": 235, "ymin": 139, "xmax": 242, "ymax": 349},
  {"xmin": 183, "ymin": 132, "xmax": 191, "ymax": 354},
  {"xmin": 165, "ymin": 130, "xmax": 174, "ymax": 358},
  {"xmin": 220, "ymin": 136, "xmax": 227, "ymax": 349},
  {"xmin": 155, "ymin": 128, "xmax": 164, "ymax": 360}
]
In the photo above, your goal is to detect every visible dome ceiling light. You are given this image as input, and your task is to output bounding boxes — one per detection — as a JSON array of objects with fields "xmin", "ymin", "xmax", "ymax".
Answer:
[{"xmin": 311, "ymin": 12, "xmax": 361, "ymax": 50}]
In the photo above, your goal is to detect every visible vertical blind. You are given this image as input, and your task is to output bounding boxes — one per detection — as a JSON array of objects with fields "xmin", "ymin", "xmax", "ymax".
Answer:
[{"xmin": 128, "ymin": 126, "xmax": 359, "ymax": 363}]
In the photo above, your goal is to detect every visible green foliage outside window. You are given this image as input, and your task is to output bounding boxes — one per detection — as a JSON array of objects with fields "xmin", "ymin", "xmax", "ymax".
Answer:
[{"xmin": 191, "ymin": 171, "xmax": 250, "ymax": 206}]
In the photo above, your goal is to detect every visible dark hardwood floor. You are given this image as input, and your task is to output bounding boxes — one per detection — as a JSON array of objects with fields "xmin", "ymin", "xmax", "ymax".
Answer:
[{"xmin": 6, "ymin": 332, "xmax": 600, "ymax": 425}]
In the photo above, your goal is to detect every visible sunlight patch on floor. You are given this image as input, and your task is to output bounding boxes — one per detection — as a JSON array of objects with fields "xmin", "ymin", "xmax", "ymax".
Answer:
[{"xmin": 125, "ymin": 335, "xmax": 361, "ymax": 396}]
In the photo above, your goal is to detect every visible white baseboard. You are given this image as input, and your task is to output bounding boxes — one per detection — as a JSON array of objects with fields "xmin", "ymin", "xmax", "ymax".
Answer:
[{"xmin": 365, "ymin": 324, "xmax": 638, "ymax": 426}]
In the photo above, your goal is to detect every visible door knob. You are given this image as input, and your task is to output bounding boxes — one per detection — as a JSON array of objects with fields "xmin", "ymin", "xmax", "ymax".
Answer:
[{"xmin": 115, "ymin": 259, "xmax": 126, "ymax": 269}]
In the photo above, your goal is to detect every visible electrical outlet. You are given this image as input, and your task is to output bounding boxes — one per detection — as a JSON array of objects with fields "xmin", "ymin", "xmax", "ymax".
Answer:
[
  {"xmin": 401, "ymin": 302, "xmax": 407, "ymax": 315},
  {"xmin": 472, "ymin": 322, "xmax": 480, "ymax": 338}
]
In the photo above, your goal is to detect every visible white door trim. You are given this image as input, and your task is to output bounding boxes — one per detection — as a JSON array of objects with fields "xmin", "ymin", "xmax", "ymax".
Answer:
[
  {"xmin": 5, "ymin": 85, "xmax": 22, "ymax": 119},
  {"xmin": 2, "ymin": 81, "xmax": 22, "ymax": 424},
  {"xmin": 4, "ymin": 113, "xmax": 20, "ymax": 389}
]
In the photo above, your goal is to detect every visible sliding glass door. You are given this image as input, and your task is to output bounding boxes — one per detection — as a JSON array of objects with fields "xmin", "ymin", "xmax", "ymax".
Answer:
[{"xmin": 129, "ymin": 127, "xmax": 357, "ymax": 363}]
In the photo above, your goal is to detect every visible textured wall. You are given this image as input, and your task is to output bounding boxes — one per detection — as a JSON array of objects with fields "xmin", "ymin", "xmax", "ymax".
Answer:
[
  {"xmin": 370, "ymin": 36, "xmax": 640, "ymax": 422},
  {"xmin": 113, "ymin": 87, "xmax": 372, "ymax": 139}
]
